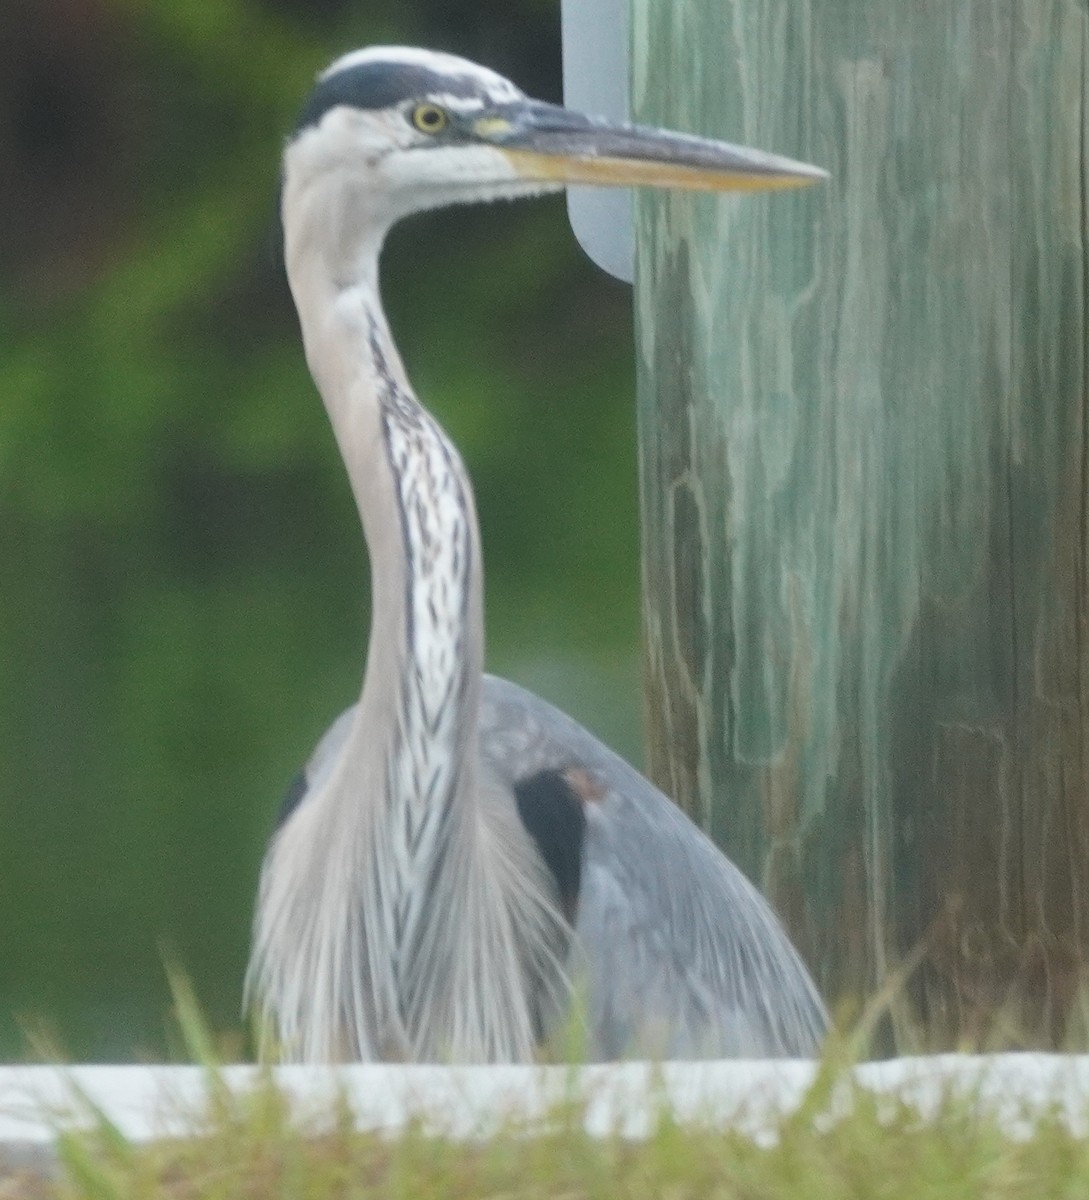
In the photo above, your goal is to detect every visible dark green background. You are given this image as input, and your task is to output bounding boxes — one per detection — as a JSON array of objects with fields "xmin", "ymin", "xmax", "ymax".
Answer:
[{"xmin": 0, "ymin": 0, "xmax": 642, "ymax": 1060}]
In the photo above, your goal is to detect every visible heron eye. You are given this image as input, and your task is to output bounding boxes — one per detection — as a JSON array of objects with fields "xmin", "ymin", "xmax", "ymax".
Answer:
[{"xmin": 411, "ymin": 103, "xmax": 449, "ymax": 135}]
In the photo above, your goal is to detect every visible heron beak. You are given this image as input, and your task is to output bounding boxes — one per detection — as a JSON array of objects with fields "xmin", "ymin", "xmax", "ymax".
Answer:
[{"xmin": 478, "ymin": 101, "xmax": 826, "ymax": 193}]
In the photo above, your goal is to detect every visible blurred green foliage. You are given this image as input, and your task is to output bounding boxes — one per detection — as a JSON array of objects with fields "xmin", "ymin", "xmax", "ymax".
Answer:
[{"xmin": 0, "ymin": 0, "xmax": 641, "ymax": 1059}]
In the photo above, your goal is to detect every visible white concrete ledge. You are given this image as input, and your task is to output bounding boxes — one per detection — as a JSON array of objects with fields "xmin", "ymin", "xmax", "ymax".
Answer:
[{"xmin": 2, "ymin": 1054, "xmax": 1089, "ymax": 1154}]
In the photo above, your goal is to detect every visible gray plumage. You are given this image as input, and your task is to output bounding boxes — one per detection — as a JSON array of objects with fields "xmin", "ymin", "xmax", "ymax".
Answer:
[
  {"xmin": 294, "ymin": 675, "xmax": 826, "ymax": 1059},
  {"xmin": 246, "ymin": 45, "xmax": 829, "ymax": 1063}
]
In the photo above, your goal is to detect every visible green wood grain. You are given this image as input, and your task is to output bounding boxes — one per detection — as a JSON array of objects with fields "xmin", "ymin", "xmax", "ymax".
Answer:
[{"xmin": 632, "ymin": 0, "xmax": 1089, "ymax": 1043}]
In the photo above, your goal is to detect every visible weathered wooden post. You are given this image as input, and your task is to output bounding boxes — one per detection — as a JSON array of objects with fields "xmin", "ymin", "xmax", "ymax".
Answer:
[{"xmin": 632, "ymin": 2, "xmax": 1089, "ymax": 1045}]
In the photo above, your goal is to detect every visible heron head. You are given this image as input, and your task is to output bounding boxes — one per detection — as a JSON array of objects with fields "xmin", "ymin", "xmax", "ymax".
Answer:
[{"xmin": 282, "ymin": 46, "xmax": 826, "ymax": 242}]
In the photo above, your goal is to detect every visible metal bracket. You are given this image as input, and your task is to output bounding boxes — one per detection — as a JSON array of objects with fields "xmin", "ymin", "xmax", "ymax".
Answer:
[{"xmin": 560, "ymin": 0, "xmax": 632, "ymax": 282}]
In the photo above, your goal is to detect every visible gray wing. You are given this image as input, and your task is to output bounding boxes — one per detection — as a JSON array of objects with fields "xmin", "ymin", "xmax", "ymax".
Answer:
[
  {"xmin": 478, "ymin": 674, "xmax": 828, "ymax": 1060},
  {"xmin": 274, "ymin": 706, "xmax": 356, "ymax": 830},
  {"xmin": 281, "ymin": 675, "xmax": 828, "ymax": 1060}
]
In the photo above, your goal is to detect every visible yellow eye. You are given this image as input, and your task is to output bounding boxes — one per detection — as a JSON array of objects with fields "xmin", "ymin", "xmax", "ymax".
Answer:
[{"xmin": 411, "ymin": 103, "xmax": 449, "ymax": 134}]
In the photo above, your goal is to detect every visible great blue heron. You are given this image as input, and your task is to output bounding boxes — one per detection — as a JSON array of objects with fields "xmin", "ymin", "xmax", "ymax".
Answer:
[{"xmin": 247, "ymin": 45, "xmax": 829, "ymax": 1063}]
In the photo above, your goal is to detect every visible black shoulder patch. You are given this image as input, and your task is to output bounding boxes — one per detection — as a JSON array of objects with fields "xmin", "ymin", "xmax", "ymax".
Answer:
[
  {"xmin": 275, "ymin": 766, "xmax": 309, "ymax": 830},
  {"xmin": 294, "ymin": 61, "xmax": 484, "ymax": 136},
  {"xmin": 513, "ymin": 769, "xmax": 587, "ymax": 925}
]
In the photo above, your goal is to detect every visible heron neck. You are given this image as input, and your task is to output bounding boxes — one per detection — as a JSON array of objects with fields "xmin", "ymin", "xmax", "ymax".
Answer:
[
  {"xmin": 291, "ymin": 252, "xmax": 485, "ymax": 821},
  {"xmin": 360, "ymin": 298, "xmax": 485, "ymax": 784}
]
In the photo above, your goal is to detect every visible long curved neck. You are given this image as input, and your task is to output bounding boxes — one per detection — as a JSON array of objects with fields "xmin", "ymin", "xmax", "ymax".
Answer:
[
  {"xmin": 287, "ymin": 213, "xmax": 485, "ymax": 838},
  {"xmin": 359, "ymin": 298, "xmax": 484, "ymax": 787}
]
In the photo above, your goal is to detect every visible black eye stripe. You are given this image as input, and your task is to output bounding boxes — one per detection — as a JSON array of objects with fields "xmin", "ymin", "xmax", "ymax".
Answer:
[{"xmin": 294, "ymin": 62, "xmax": 491, "ymax": 137}]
